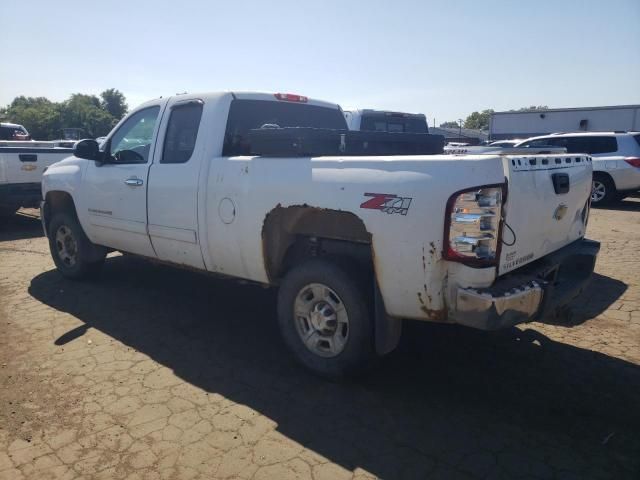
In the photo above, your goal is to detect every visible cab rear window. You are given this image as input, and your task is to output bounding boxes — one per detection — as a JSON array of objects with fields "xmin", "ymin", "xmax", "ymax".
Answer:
[
  {"xmin": 360, "ymin": 115, "xmax": 428, "ymax": 134},
  {"xmin": 223, "ymin": 100, "xmax": 347, "ymax": 156}
]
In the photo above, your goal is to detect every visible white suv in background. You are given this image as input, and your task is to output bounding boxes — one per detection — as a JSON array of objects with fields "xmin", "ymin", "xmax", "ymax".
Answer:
[{"xmin": 516, "ymin": 132, "xmax": 640, "ymax": 205}]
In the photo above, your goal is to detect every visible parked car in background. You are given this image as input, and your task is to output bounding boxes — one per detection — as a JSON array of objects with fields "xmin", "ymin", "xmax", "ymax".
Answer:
[
  {"xmin": 344, "ymin": 109, "xmax": 429, "ymax": 133},
  {"xmin": 40, "ymin": 90, "xmax": 599, "ymax": 378},
  {"xmin": 489, "ymin": 139, "xmax": 523, "ymax": 148},
  {"xmin": 0, "ymin": 122, "xmax": 31, "ymax": 141},
  {"xmin": 516, "ymin": 132, "xmax": 640, "ymax": 205}
]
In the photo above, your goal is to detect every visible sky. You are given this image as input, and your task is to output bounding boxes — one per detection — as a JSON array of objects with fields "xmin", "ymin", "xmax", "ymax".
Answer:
[{"xmin": 1, "ymin": 0, "xmax": 639, "ymax": 125}]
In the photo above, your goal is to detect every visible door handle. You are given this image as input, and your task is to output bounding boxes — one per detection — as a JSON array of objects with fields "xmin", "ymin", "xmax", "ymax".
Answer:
[{"xmin": 124, "ymin": 177, "xmax": 144, "ymax": 187}]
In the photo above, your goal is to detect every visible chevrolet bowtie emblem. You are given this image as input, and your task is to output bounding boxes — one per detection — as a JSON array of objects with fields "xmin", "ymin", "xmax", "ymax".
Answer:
[
  {"xmin": 21, "ymin": 164, "xmax": 37, "ymax": 171},
  {"xmin": 553, "ymin": 204, "xmax": 568, "ymax": 221}
]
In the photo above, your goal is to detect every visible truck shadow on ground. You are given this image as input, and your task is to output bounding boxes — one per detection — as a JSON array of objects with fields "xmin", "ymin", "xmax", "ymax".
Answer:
[
  {"xmin": 28, "ymin": 256, "xmax": 639, "ymax": 479},
  {"xmin": 592, "ymin": 197, "xmax": 640, "ymax": 212},
  {"xmin": 536, "ymin": 272, "xmax": 627, "ymax": 327},
  {"xmin": 0, "ymin": 210, "xmax": 43, "ymax": 242}
]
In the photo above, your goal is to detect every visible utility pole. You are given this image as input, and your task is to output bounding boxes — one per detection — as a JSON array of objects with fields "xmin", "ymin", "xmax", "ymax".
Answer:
[{"xmin": 458, "ymin": 119, "xmax": 463, "ymax": 139}]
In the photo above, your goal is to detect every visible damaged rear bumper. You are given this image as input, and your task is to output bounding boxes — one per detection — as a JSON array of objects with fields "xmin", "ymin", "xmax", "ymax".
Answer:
[{"xmin": 454, "ymin": 238, "xmax": 600, "ymax": 330}]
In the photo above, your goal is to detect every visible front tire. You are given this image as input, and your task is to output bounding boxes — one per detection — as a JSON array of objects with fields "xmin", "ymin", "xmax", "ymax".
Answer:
[
  {"xmin": 277, "ymin": 258, "xmax": 376, "ymax": 379},
  {"xmin": 48, "ymin": 212, "xmax": 105, "ymax": 279},
  {"xmin": 591, "ymin": 174, "xmax": 617, "ymax": 206}
]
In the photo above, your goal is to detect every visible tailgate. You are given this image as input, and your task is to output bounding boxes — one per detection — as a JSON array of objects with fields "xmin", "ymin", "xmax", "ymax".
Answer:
[
  {"xmin": 0, "ymin": 148, "xmax": 73, "ymax": 184},
  {"xmin": 499, "ymin": 154, "xmax": 592, "ymax": 274}
]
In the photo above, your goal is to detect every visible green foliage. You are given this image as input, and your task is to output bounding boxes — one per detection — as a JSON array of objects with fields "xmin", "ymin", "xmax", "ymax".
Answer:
[
  {"xmin": 62, "ymin": 94, "xmax": 117, "ymax": 138},
  {"xmin": 439, "ymin": 121, "xmax": 460, "ymax": 128},
  {"xmin": 460, "ymin": 106, "xmax": 550, "ymax": 131},
  {"xmin": 463, "ymin": 109, "xmax": 494, "ymax": 130},
  {"xmin": 513, "ymin": 105, "xmax": 549, "ymax": 111},
  {"xmin": 0, "ymin": 89, "xmax": 128, "ymax": 140},
  {"xmin": 100, "ymin": 88, "xmax": 128, "ymax": 119},
  {"xmin": 2, "ymin": 97, "xmax": 63, "ymax": 140}
]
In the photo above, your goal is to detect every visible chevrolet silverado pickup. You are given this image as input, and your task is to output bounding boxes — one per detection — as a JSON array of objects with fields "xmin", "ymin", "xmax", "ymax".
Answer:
[
  {"xmin": 0, "ymin": 141, "xmax": 73, "ymax": 216},
  {"xmin": 40, "ymin": 91, "xmax": 600, "ymax": 378}
]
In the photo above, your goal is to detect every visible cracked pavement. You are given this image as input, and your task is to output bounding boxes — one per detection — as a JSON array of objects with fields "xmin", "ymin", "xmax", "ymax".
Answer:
[{"xmin": 0, "ymin": 200, "xmax": 639, "ymax": 479}]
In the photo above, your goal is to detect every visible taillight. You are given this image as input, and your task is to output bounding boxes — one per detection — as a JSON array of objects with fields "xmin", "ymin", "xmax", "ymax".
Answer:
[
  {"xmin": 624, "ymin": 157, "xmax": 640, "ymax": 168},
  {"xmin": 444, "ymin": 184, "xmax": 506, "ymax": 267},
  {"xmin": 274, "ymin": 93, "xmax": 308, "ymax": 103}
]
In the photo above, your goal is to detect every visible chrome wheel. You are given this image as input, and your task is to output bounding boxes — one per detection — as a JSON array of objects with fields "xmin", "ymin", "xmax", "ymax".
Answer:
[
  {"xmin": 591, "ymin": 180, "xmax": 606, "ymax": 203},
  {"xmin": 293, "ymin": 283, "xmax": 349, "ymax": 358},
  {"xmin": 55, "ymin": 225, "xmax": 78, "ymax": 267}
]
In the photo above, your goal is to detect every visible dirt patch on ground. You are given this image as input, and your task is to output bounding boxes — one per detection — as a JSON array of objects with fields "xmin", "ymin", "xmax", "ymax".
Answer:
[{"xmin": 0, "ymin": 204, "xmax": 639, "ymax": 479}]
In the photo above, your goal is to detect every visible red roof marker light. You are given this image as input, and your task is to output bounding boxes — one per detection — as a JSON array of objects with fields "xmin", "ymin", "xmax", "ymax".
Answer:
[{"xmin": 274, "ymin": 93, "xmax": 308, "ymax": 103}]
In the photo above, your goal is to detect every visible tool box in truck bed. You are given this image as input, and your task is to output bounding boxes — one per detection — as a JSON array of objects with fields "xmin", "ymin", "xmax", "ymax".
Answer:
[{"xmin": 246, "ymin": 127, "xmax": 445, "ymax": 156}]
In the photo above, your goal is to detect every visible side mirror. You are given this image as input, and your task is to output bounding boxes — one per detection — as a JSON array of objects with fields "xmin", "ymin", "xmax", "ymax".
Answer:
[{"xmin": 74, "ymin": 139, "xmax": 102, "ymax": 161}]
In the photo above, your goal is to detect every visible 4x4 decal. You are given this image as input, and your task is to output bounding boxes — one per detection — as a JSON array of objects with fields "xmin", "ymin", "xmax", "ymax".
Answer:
[{"xmin": 360, "ymin": 193, "xmax": 412, "ymax": 216}]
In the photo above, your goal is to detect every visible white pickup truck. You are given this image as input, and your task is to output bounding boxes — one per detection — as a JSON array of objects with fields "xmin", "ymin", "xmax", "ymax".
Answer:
[
  {"xmin": 0, "ymin": 141, "xmax": 74, "ymax": 216},
  {"xmin": 40, "ymin": 91, "xmax": 600, "ymax": 378}
]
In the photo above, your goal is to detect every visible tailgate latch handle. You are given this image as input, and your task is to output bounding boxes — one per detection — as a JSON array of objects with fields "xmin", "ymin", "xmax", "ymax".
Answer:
[{"xmin": 551, "ymin": 173, "xmax": 570, "ymax": 194}]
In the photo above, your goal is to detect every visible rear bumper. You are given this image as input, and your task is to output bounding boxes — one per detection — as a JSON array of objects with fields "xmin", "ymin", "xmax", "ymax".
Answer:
[
  {"xmin": 0, "ymin": 182, "xmax": 42, "ymax": 209},
  {"xmin": 454, "ymin": 238, "xmax": 600, "ymax": 330}
]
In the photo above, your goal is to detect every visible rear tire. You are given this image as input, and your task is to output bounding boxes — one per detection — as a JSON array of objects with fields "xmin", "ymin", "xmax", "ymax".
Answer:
[
  {"xmin": 48, "ymin": 212, "xmax": 105, "ymax": 279},
  {"xmin": 277, "ymin": 258, "xmax": 376, "ymax": 379},
  {"xmin": 591, "ymin": 174, "xmax": 617, "ymax": 206}
]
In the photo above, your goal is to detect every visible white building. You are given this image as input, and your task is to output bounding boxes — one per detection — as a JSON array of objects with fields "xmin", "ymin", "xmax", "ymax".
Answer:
[{"xmin": 489, "ymin": 104, "xmax": 640, "ymax": 140}]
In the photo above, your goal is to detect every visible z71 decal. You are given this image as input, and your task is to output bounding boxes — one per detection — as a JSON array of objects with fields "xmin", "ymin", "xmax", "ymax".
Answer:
[{"xmin": 360, "ymin": 193, "xmax": 412, "ymax": 216}]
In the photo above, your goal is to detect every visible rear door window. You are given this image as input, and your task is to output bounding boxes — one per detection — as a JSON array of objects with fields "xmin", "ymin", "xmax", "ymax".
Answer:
[
  {"xmin": 520, "ymin": 138, "xmax": 556, "ymax": 148},
  {"xmin": 558, "ymin": 136, "xmax": 618, "ymax": 154},
  {"xmin": 223, "ymin": 100, "xmax": 348, "ymax": 156},
  {"xmin": 161, "ymin": 101, "xmax": 204, "ymax": 164}
]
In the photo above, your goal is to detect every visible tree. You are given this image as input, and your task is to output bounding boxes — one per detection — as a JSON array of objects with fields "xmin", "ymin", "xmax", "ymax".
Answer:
[
  {"xmin": 100, "ymin": 88, "xmax": 128, "ymax": 120},
  {"xmin": 2, "ymin": 96, "xmax": 63, "ymax": 139},
  {"xmin": 1, "ymin": 90, "xmax": 128, "ymax": 140},
  {"xmin": 463, "ymin": 109, "xmax": 494, "ymax": 130},
  {"xmin": 439, "ymin": 121, "xmax": 460, "ymax": 128},
  {"xmin": 62, "ymin": 94, "xmax": 116, "ymax": 137},
  {"xmin": 513, "ymin": 105, "xmax": 548, "ymax": 112}
]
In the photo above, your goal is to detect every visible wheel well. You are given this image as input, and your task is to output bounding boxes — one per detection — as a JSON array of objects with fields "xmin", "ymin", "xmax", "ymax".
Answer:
[
  {"xmin": 593, "ymin": 171, "xmax": 614, "ymax": 184},
  {"xmin": 262, "ymin": 206, "xmax": 372, "ymax": 282},
  {"xmin": 43, "ymin": 191, "xmax": 77, "ymax": 233}
]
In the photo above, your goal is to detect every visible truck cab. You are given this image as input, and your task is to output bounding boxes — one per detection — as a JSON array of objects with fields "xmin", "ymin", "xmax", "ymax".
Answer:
[{"xmin": 344, "ymin": 109, "xmax": 429, "ymax": 133}]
